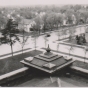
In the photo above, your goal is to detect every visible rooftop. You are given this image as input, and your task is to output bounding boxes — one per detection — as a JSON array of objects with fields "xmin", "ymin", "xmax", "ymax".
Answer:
[
  {"xmin": 21, "ymin": 45, "xmax": 74, "ymax": 73},
  {"xmin": 19, "ymin": 19, "xmax": 33, "ymax": 25}
]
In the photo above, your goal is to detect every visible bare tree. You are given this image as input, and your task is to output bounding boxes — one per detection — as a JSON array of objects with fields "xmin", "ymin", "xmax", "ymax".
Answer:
[
  {"xmin": 57, "ymin": 43, "xmax": 59, "ymax": 51},
  {"xmin": 84, "ymin": 46, "xmax": 88, "ymax": 63},
  {"xmin": 32, "ymin": 24, "xmax": 39, "ymax": 50},
  {"xmin": 69, "ymin": 44, "xmax": 74, "ymax": 56},
  {"xmin": 57, "ymin": 30, "xmax": 62, "ymax": 40},
  {"xmin": 34, "ymin": 16, "xmax": 43, "ymax": 35},
  {"xmin": 69, "ymin": 28, "xmax": 75, "ymax": 41},
  {"xmin": 62, "ymin": 29, "xmax": 67, "ymax": 39},
  {"xmin": 42, "ymin": 14, "xmax": 48, "ymax": 33},
  {"xmin": 44, "ymin": 36, "xmax": 48, "ymax": 48},
  {"xmin": 19, "ymin": 29, "xmax": 29, "ymax": 54}
]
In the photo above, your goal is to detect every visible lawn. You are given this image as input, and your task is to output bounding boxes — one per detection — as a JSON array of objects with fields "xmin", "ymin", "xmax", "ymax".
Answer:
[
  {"xmin": 72, "ymin": 60, "xmax": 88, "ymax": 70},
  {"xmin": 64, "ymin": 39, "xmax": 88, "ymax": 46},
  {"xmin": 0, "ymin": 50, "xmax": 42, "ymax": 75},
  {"xmin": 64, "ymin": 39, "xmax": 77, "ymax": 44}
]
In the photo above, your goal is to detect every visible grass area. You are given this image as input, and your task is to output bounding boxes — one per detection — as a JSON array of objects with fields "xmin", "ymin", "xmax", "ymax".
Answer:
[
  {"xmin": 0, "ymin": 50, "xmax": 42, "ymax": 75},
  {"xmin": 64, "ymin": 39, "xmax": 88, "ymax": 46},
  {"xmin": 64, "ymin": 39, "xmax": 77, "ymax": 44},
  {"xmin": 72, "ymin": 60, "xmax": 88, "ymax": 70}
]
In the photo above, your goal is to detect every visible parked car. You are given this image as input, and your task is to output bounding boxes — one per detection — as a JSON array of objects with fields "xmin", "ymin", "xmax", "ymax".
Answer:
[{"xmin": 46, "ymin": 34, "xmax": 51, "ymax": 37}]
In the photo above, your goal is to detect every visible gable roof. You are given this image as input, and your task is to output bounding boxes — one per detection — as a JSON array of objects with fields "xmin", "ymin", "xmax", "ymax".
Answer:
[{"xmin": 19, "ymin": 19, "xmax": 33, "ymax": 25}]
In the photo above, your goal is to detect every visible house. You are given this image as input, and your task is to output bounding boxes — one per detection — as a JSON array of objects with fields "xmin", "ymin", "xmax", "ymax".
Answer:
[
  {"xmin": 18, "ymin": 19, "xmax": 36, "ymax": 32},
  {"xmin": 62, "ymin": 13, "xmax": 67, "ymax": 26},
  {"xmin": 39, "ymin": 12, "xmax": 46, "ymax": 18},
  {"xmin": 72, "ymin": 14, "xmax": 76, "ymax": 24}
]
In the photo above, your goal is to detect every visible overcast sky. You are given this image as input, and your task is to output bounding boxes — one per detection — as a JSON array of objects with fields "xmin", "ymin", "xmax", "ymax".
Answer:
[{"xmin": 0, "ymin": 0, "xmax": 88, "ymax": 7}]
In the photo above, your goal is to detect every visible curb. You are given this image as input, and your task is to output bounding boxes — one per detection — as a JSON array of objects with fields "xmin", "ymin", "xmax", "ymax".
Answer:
[{"xmin": 0, "ymin": 48, "xmax": 31, "ymax": 58}]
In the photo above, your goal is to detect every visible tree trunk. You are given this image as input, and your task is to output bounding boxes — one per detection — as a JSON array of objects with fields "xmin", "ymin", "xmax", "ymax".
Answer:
[
  {"xmin": 58, "ymin": 35, "xmax": 59, "ymax": 40},
  {"xmin": 50, "ymin": 24, "xmax": 52, "ymax": 31},
  {"xmin": 84, "ymin": 51, "xmax": 86, "ymax": 63},
  {"xmin": 57, "ymin": 24, "xmax": 58, "ymax": 30},
  {"xmin": 69, "ymin": 35, "xmax": 72, "ymax": 41},
  {"xmin": 45, "ymin": 38, "xmax": 46, "ymax": 48},
  {"xmin": 11, "ymin": 43, "xmax": 13, "ymax": 57},
  {"xmin": 39, "ymin": 29, "xmax": 40, "ymax": 35},
  {"xmin": 10, "ymin": 31, "xmax": 13, "ymax": 58},
  {"xmin": 22, "ymin": 30, "xmax": 24, "ymax": 54},
  {"xmin": 22, "ymin": 46, "xmax": 24, "ymax": 54},
  {"xmin": 69, "ymin": 46, "xmax": 73, "ymax": 56},
  {"xmin": 69, "ymin": 48, "xmax": 71, "ymax": 56},
  {"xmin": 57, "ymin": 44, "xmax": 59, "ymax": 51},
  {"xmin": 43, "ymin": 24, "xmax": 45, "ymax": 33},
  {"xmin": 80, "ymin": 27, "xmax": 81, "ymax": 34},
  {"xmin": 35, "ymin": 36, "xmax": 36, "ymax": 50}
]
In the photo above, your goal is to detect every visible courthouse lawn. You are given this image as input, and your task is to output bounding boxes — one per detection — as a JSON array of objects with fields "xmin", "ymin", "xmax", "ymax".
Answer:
[
  {"xmin": 72, "ymin": 60, "xmax": 88, "ymax": 70},
  {"xmin": 0, "ymin": 50, "xmax": 42, "ymax": 75}
]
